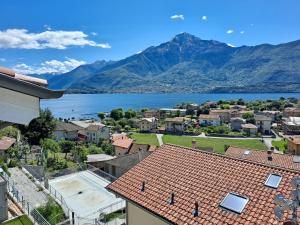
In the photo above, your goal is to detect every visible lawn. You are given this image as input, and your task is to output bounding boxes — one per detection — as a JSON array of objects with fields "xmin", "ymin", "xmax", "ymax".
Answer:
[
  {"xmin": 130, "ymin": 133, "xmax": 159, "ymax": 146},
  {"xmin": 162, "ymin": 135, "xmax": 267, "ymax": 153},
  {"xmin": 2, "ymin": 215, "xmax": 34, "ymax": 225},
  {"xmin": 272, "ymin": 140, "xmax": 287, "ymax": 152}
]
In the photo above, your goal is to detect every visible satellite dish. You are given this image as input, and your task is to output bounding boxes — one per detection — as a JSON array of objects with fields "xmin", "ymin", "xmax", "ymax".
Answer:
[
  {"xmin": 274, "ymin": 194, "xmax": 285, "ymax": 205},
  {"xmin": 291, "ymin": 178, "xmax": 300, "ymax": 188},
  {"xmin": 274, "ymin": 206, "xmax": 284, "ymax": 220}
]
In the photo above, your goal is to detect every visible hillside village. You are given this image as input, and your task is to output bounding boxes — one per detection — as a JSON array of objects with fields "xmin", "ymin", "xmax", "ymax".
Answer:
[{"xmin": 1, "ymin": 66, "xmax": 300, "ymax": 225}]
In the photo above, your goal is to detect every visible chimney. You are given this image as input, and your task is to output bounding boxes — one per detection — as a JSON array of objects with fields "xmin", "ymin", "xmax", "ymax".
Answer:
[
  {"xmin": 167, "ymin": 193, "xmax": 175, "ymax": 205},
  {"xmin": 192, "ymin": 139, "xmax": 197, "ymax": 149},
  {"xmin": 192, "ymin": 201, "xmax": 199, "ymax": 217},
  {"xmin": 267, "ymin": 149, "xmax": 272, "ymax": 161},
  {"xmin": 141, "ymin": 181, "xmax": 145, "ymax": 192}
]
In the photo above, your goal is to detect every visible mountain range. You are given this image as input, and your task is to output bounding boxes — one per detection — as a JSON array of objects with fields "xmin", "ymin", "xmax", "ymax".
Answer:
[{"xmin": 40, "ymin": 33, "xmax": 300, "ymax": 93}]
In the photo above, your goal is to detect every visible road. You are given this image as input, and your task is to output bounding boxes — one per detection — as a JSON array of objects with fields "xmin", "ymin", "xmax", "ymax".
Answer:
[{"xmin": 8, "ymin": 167, "xmax": 48, "ymax": 208}]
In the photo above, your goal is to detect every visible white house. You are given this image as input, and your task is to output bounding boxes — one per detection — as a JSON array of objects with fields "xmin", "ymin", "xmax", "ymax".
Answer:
[
  {"xmin": 139, "ymin": 117, "xmax": 157, "ymax": 132},
  {"xmin": 53, "ymin": 121, "xmax": 83, "ymax": 141},
  {"xmin": 254, "ymin": 114, "xmax": 272, "ymax": 135},
  {"xmin": 199, "ymin": 114, "xmax": 221, "ymax": 126}
]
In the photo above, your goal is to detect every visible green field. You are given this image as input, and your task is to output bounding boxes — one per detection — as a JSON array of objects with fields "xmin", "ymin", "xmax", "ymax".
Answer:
[
  {"xmin": 1, "ymin": 215, "xmax": 34, "ymax": 225},
  {"xmin": 162, "ymin": 135, "xmax": 267, "ymax": 153},
  {"xmin": 130, "ymin": 133, "xmax": 159, "ymax": 146},
  {"xmin": 272, "ymin": 140, "xmax": 287, "ymax": 152}
]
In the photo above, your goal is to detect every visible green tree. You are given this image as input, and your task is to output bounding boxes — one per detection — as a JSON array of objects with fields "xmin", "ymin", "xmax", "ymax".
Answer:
[
  {"xmin": 101, "ymin": 141, "xmax": 114, "ymax": 156},
  {"xmin": 97, "ymin": 112, "xmax": 106, "ymax": 120},
  {"xmin": 0, "ymin": 126, "xmax": 19, "ymax": 139},
  {"xmin": 21, "ymin": 109, "xmax": 56, "ymax": 145},
  {"xmin": 59, "ymin": 140, "xmax": 75, "ymax": 159},
  {"xmin": 110, "ymin": 108, "xmax": 123, "ymax": 121},
  {"xmin": 37, "ymin": 198, "xmax": 64, "ymax": 225},
  {"xmin": 41, "ymin": 138, "xmax": 60, "ymax": 160},
  {"xmin": 125, "ymin": 109, "xmax": 137, "ymax": 119}
]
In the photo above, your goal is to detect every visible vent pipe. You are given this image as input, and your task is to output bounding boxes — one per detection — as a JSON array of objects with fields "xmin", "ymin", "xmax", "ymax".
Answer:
[
  {"xmin": 141, "ymin": 181, "xmax": 145, "ymax": 192},
  {"xmin": 192, "ymin": 201, "xmax": 199, "ymax": 217},
  {"xmin": 167, "ymin": 193, "xmax": 175, "ymax": 205},
  {"xmin": 267, "ymin": 149, "xmax": 272, "ymax": 161}
]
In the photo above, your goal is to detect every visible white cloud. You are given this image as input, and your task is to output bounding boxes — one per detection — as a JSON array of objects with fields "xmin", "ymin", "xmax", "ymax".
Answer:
[
  {"xmin": 202, "ymin": 16, "xmax": 207, "ymax": 20},
  {"xmin": 0, "ymin": 58, "xmax": 6, "ymax": 62},
  {"xmin": 0, "ymin": 29, "xmax": 111, "ymax": 49},
  {"xmin": 170, "ymin": 15, "xmax": 184, "ymax": 20},
  {"xmin": 226, "ymin": 29, "xmax": 234, "ymax": 34},
  {"xmin": 136, "ymin": 50, "xmax": 142, "ymax": 54},
  {"xmin": 227, "ymin": 43, "xmax": 235, "ymax": 48},
  {"xmin": 43, "ymin": 25, "xmax": 52, "ymax": 31},
  {"xmin": 91, "ymin": 32, "xmax": 98, "ymax": 36},
  {"xmin": 13, "ymin": 58, "xmax": 86, "ymax": 74},
  {"xmin": 240, "ymin": 31, "xmax": 245, "ymax": 34}
]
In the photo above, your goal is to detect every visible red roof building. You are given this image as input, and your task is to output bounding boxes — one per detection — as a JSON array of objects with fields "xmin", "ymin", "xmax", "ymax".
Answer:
[{"xmin": 107, "ymin": 144, "xmax": 300, "ymax": 225}]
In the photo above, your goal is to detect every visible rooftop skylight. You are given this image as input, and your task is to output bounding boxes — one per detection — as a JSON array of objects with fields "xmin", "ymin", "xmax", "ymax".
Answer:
[
  {"xmin": 220, "ymin": 193, "xmax": 249, "ymax": 214},
  {"xmin": 265, "ymin": 174, "xmax": 282, "ymax": 189}
]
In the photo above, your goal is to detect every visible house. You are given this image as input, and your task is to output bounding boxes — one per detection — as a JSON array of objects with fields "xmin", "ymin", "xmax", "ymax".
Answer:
[
  {"xmin": 230, "ymin": 117, "xmax": 246, "ymax": 131},
  {"xmin": 225, "ymin": 146, "xmax": 300, "ymax": 170},
  {"xmin": 112, "ymin": 136, "xmax": 134, "ymax": 156},
  {"xmin": 139, "ymin": 117, "xmax": 157, "ymax": 132},
  {"xmin": 241, "ymin": 123, "xmax": 258, "ymax": 136},
  {"xmin": 86, "ymin": 154, "xmax": 116, "ymax": 170},
  {"xmin": 104, "ymin": 149, "xmax": 151, "ymax": 178},
  {"xmin": 209, "ymin": 109, "xmax": 231, "ymax": 123},
  {"xmin": 0, "ymin": 137, "xmax": 16, "ymax": 158},
  {"xmin": 287, "ymin": 136, "xmax": 300, "ymax": 155},
  {"xmin": 283, "ymin": 107, "xmax": 300, "ymax": 118},
  {"xmin": 107, "ymin": 144, "xmax": 300, "ymax": 225},
  {"xmin": 71, "ymin": 120, "xmax": 110, "ymax": 143},
  {"xmin": 0, "ymin": 67, "xmax": 63, "ymax": 125},
  {"xmin": 259, "ymin": 110, "xmax": 281, "ymax": 122},
  {"xmin": 143, "ymin": 109, "xmax": 160, "ymax": 119},
  {"xmin": 159, "ymin": 108, "xmax": 186, "ymax": 119},
  {"xmin": 53, "ymin": 121, "xmax": 82, "ymax": 141},
  {"xmin": 198, "ymin": 114, "xmax": 220, "ymax": 126},
  {"xmin": 282, "ymin": 117, "xmax": 300, "ymax": 135},
  {"xmin": 165, "ymin": 117, "xmax": 187, "ymax": 134},
  {"xmin": 254, "ymin": 114, "xmax": 272, "ymax": 135}
]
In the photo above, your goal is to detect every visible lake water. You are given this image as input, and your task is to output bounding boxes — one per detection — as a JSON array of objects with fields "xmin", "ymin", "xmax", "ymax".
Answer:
[{"xmin": 41, "ymin": 93, "xmax": 300, "ymax": 119}]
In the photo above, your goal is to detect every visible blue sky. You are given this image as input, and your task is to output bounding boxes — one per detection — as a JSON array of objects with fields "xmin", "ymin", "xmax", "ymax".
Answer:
[{"xmin": 0, "ymin": 0, "xmax": 300, "ymax": 74}]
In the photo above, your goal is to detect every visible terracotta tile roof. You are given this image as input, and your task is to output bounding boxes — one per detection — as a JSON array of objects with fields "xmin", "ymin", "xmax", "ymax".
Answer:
[
  {"xmin": 0, "ymin": 136, "xmax": 16, "ymax": 151},
  {"xmin": 0, "ymin": 67, "xmax": 47, "ymax": 87},
  {"xmin": 107, "ymin": 144, "xmax": 300, "ymax": 225},
  {"xmin": 55, "ymin": 121, "xmax": 82, "ymax": 132},
  {"xmin": 199, "ymin": 114, "xmax": 220, "ymax": 120},
  {"xmin": 148, "ymin": 145, "xmax": 157, "ymax": 152},
  {"xmin": 111, "ymin": 133, "xmax": 128, "ymax": 142},
  {"xmin": 226, "ymin": 146, "xmax": 300, "ymax": 171},
  {"xmin": 112, "ymin": 137, "xmax": 133, "ymax": 149}
]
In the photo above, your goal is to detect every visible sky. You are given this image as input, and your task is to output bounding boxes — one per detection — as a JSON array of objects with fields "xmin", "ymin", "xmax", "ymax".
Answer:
[{"xmin": 0, "ymin": 0, "xmax": 300, "ymax": 74}]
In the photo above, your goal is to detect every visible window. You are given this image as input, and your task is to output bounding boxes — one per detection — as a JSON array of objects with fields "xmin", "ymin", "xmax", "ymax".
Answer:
[
  {"xmin": 220, "ymin": 193, "xmax": 249, "ymax": 214},
  {"xmin": 265, "ymin": 174, "xmax": 282, "ymax": 188}
]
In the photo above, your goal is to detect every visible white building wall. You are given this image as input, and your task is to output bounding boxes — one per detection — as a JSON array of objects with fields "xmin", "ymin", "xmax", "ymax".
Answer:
[{"xmin": 0, "ymin": 87, "xmax": 39, "ymax": 125}]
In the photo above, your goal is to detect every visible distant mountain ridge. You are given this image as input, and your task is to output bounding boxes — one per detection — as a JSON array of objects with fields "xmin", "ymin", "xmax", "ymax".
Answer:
[{"xmin": 45, "ymin": 33, "xmax": 300, "ymax": 93}]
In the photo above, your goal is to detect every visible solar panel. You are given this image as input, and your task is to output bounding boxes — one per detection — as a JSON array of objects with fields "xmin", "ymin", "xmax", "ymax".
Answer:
[
  {"xmin": 265, "ymin": 174, "xmax": 282, "ymax": 188},
  {"xmin": 220, "ymin": 193, "xmax": 249, "ymax": 214}
]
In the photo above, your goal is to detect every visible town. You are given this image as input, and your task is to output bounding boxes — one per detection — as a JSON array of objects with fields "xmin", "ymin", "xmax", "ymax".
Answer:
[{"xmin": 1, "ymin": 67, "xmax": 300, "ymax": 225}]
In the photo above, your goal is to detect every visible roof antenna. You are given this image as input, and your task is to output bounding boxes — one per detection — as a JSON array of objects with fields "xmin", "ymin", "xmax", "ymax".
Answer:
[
  {"xmin": 141, "ymin": 181, "xmax": 145, "ymax": 192},
  {"xmin": 192, "ymin": 201, "xmax": 199, "ymax": 217},
  {"xmin": 167, "ymin": 192, "xmax": 175, "ymax": 205}
]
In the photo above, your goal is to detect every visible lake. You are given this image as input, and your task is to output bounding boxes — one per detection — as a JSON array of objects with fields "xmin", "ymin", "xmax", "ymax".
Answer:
[{"xmin": 41, "ymin": 93, "xmax": 300, "ymax": 119}]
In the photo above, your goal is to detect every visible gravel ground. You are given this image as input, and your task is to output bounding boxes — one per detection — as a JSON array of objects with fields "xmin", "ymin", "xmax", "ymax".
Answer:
[{"xmin": 8, "ymin": 167, "xmax": 48, "ymax": 208}]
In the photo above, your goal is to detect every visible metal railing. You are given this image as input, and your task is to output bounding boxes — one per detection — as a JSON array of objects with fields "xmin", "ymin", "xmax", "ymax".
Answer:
[{"xmin": 2, "ymin": 171, "xmax": 51, "ymax": 225}]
